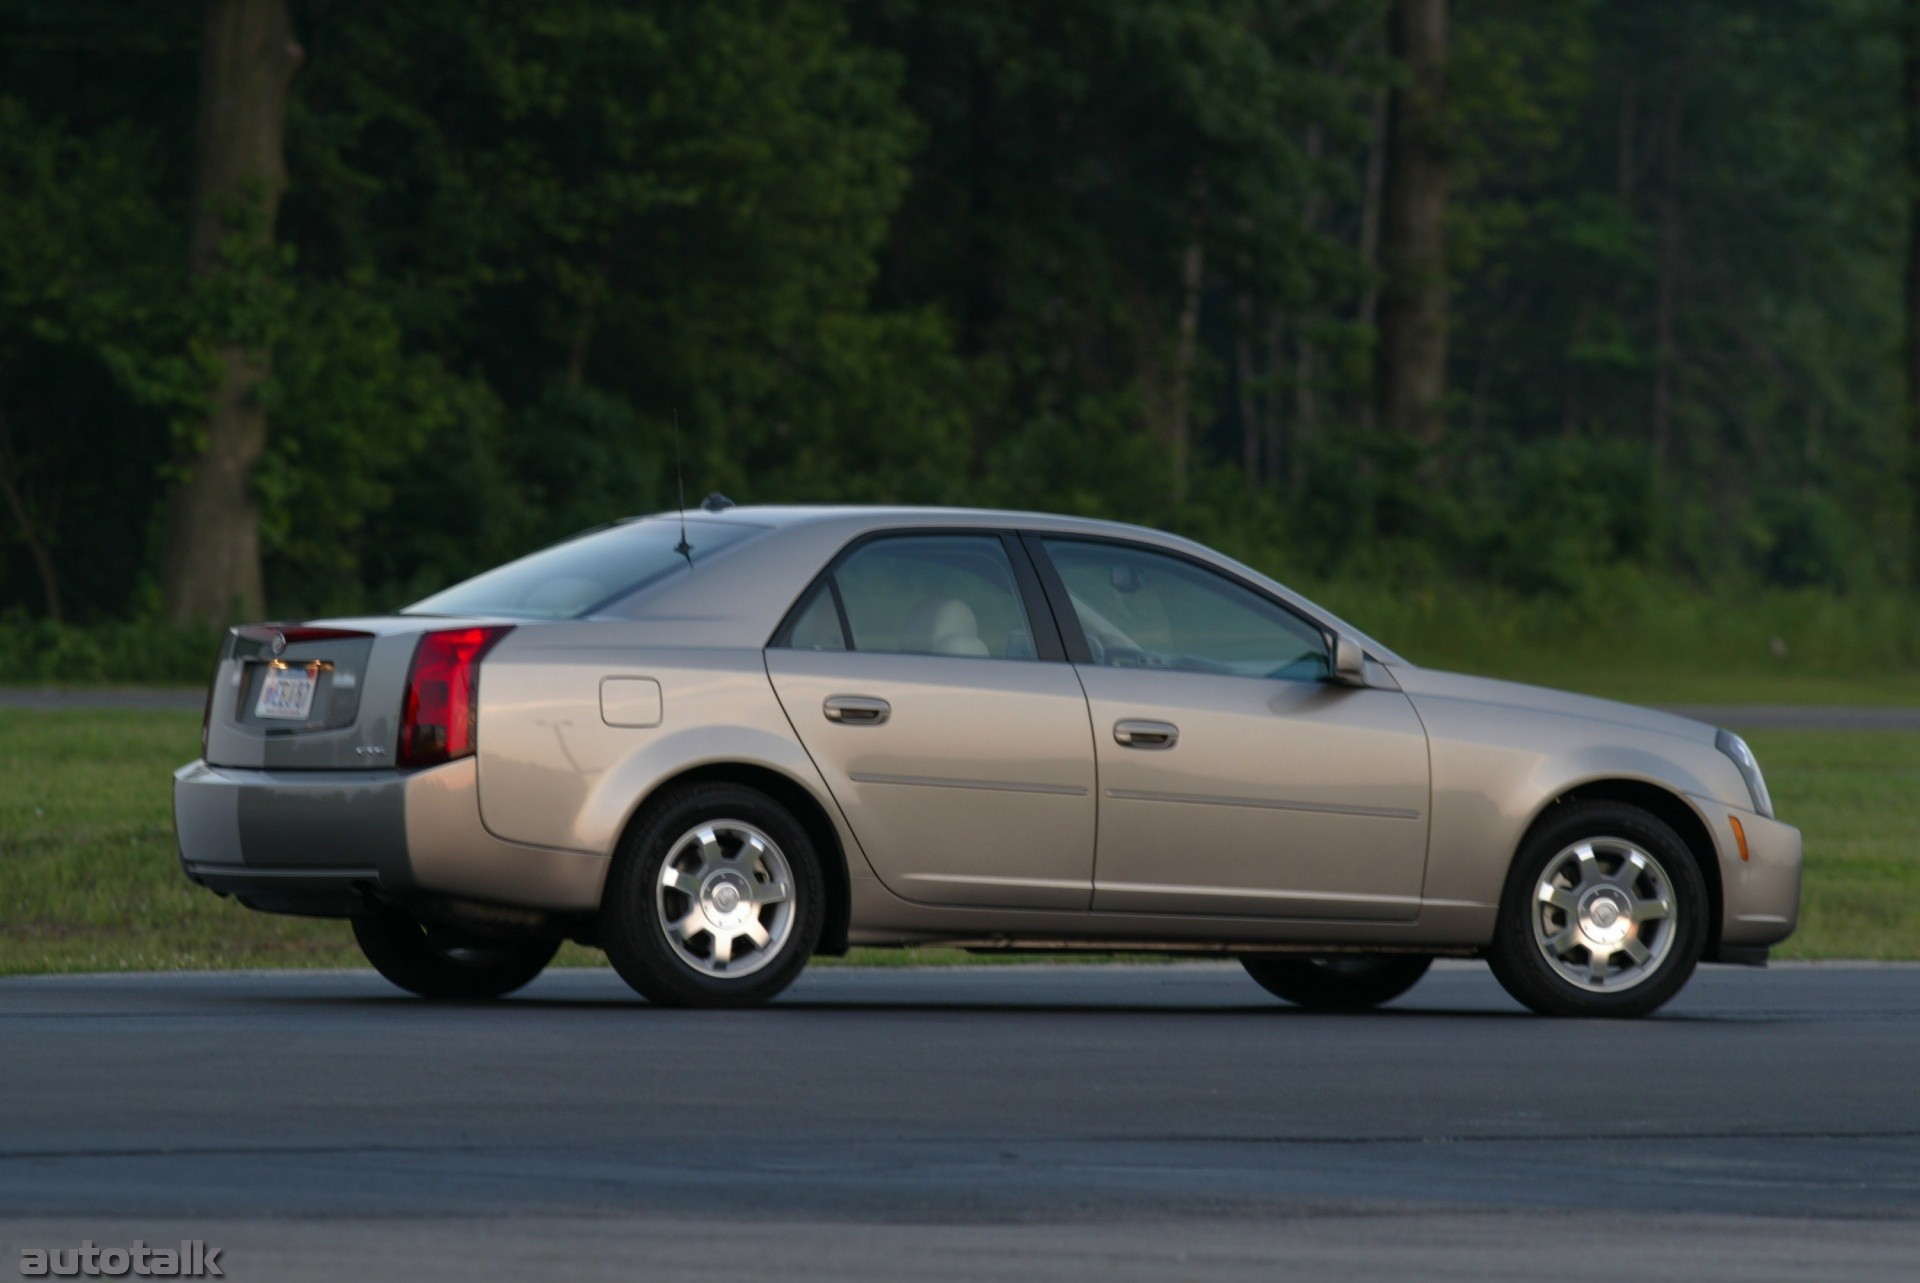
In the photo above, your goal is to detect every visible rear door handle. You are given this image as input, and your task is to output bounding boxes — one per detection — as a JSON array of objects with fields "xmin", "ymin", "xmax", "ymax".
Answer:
[
  {"xmin": 1113, "ymin": 719, "xmax": 1178, "ymax": 749},
  {"xmin": 823, "ymin": 695, "xmax": 891, "ymax": 725}
]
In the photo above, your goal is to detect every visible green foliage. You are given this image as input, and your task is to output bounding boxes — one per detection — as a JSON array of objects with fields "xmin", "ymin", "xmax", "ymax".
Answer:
[
  {"xmin": 0, "ymin": 97, "xmax": 194, "ymax": 620},
  {"xmin": 256, "ymin": 278, "xmax": 498, "ymax": 612},
  {"xmin": 0, "ymin": 0, "xmax": 1915, "ymax": 639},
  {"xmin": 284, "ymin": 1, "xmax": 932, "ymax": 481},
  {"xmin": 0, "ymin": 616, "xmax": 219, "ymax": 684}
]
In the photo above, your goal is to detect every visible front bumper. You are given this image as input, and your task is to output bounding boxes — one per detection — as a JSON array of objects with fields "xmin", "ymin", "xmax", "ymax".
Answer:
[
  {"xmin": 173, "ymin": 757, "xmax": 610, "ymax": 918},
  {"xmin": 1689, "ymin": 794, "xmax": 1802, "ymax": 951}
]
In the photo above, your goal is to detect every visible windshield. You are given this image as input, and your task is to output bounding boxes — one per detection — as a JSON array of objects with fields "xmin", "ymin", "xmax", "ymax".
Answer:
[{"xmin": 403, "ymin": 517, "xmax": 762, "ymax": 620}]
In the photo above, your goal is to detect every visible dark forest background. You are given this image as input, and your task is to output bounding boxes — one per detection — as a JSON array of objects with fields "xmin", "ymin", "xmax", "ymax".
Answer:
[{"xmin": 3, "ymin": 1, "xmax": 1918, "ymax": 681}]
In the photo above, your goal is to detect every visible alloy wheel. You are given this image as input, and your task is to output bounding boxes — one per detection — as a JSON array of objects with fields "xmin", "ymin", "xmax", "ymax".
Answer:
[
  {"xmin": 1530, "ymin": 837, "xmax": 1677, "ymax": 993},
  {"xmin": 654, "ymin": 820, "xmax": 796, "ymax": 979}
]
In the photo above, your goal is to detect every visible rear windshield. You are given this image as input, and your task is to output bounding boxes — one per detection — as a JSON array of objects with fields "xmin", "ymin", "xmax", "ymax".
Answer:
[{"xmin": 403, "ymin": 518, "xmax": 762, "ymax": 620}]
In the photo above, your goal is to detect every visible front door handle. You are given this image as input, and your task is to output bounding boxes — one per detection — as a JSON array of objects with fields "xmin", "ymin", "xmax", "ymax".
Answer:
[
  {"xmin": 823, "ymin": 695, "xmax": 891, "ymax": 725},
  {"xmin": 1113, "ymin": 719, "xmax": 1178, "ymax": 749}
]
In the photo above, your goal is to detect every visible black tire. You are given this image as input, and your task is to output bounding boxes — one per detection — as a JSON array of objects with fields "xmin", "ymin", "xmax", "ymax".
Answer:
[
  {"xmin": 600, "ymin": 782, "xmax": 823, "ymax": 1008},
  {"xmin": 1487, "ymin": 800, "xmax": 1708, "ymax": 1018},
  {"xmin": 351, "ymin": 908, "xmax": 559, "ymax": 1000},
  {"xmin": 1241, "ymin": 954, "xmax": 1433, "ymax": 1010}
]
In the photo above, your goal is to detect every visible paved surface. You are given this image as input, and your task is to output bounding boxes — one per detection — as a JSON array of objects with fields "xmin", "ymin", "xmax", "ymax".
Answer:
[{"xmin": 1, "ymin": 963, "xmax": 1917, "ymax": 1280}]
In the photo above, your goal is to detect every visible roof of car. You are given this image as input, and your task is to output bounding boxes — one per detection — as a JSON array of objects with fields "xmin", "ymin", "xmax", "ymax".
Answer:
[
  {"xmin": 608, "ymin": 504, "xmax": 1406, "ymax": 667},
  {"xmin": 659, "ymin": 503, "xmax": 1181, "ymax": 540}
]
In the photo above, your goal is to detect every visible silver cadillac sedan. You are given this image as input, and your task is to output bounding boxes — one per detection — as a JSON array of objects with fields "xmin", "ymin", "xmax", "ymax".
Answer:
[{"xmin": 174, "ymin": 502, "xmax": 1800, "ymax": 1016}]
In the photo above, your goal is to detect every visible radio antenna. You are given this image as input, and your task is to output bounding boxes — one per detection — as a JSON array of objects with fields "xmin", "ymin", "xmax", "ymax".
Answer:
[{"xmin": 672, "ymin": 409, "xmax": 692, "ymax": 564}]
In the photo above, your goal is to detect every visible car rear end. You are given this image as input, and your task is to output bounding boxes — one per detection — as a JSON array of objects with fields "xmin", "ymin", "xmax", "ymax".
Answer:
[
  {"xmin": 174, "ymin": 514, "xmax": 778, "ymax": 929},
  {"xmin": 174, "ymin": 617, "xmax": 517, "ymax": 918}
]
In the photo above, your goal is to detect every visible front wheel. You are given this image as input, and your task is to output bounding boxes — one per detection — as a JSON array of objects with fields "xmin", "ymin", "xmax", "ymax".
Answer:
[
  {"xmin": 351, "ymin": 908, "xmax": 559, "ymax": 1000},
  {"xmin": 1241, "ymin": 954, "xmax": 1433, "ymax": 1011},
  {"xmin": 1487, "ymin": 800, "xmax": 1708, "ymax": 1018},
  {"xmin": 600, "ymin": 782, "xmax": 823, "ymax": 1008}
]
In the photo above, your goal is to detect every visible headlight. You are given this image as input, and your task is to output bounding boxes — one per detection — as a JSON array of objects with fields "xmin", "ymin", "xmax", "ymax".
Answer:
[{"xmin": 1715, "ymin": 729, "xmax": 1774, "ymax": 819}]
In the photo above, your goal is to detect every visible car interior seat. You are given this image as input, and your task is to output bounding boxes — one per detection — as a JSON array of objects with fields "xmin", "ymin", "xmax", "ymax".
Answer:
[{"xmin": 901, "ymin": 598, "xmax": 991, "ymax": 657}]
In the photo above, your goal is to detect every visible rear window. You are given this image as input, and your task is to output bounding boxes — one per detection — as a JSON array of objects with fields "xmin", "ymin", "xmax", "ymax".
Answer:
[{"xmin": 403, "ymin": 518, "xmax": 762, "ymax": 620}]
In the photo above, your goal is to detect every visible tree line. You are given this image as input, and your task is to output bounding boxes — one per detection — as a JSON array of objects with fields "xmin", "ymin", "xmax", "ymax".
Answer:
[{"xmin": 0, "ymin": 0, "xmax": 1914, "ymax": 630}]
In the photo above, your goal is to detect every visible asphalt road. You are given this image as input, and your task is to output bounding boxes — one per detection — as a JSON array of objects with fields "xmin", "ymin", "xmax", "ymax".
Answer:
[{"xmin": 1, "ymin": 962, "xmax": 1916, "ymax": 1281}]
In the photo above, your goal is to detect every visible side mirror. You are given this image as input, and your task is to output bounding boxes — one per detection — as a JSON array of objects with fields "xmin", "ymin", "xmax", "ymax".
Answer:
[{"xmin": 1330, "ymin": 634, "xmax": 1369, "ymax": 687}]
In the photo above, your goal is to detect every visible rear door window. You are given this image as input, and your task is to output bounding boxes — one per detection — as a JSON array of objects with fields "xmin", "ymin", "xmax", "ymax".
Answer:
[{"xmin": 783, "ymin": 535, "xmax": 1038, "ymax": 660}]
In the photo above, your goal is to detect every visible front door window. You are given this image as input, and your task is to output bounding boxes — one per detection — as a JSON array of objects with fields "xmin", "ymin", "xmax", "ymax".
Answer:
[{"xmin": 1039, "ymin": 539, "xmax": 1328, "ymax": 681}]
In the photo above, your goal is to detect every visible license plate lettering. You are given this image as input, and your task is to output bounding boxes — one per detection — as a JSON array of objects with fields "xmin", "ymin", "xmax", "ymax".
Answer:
[{"xmin": 255, "ymin": 670, "xmax": 318, "ymax": 721}]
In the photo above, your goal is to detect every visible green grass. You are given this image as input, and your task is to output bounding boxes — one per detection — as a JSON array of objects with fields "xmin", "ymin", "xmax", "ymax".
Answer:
[
  {"xmin": 1310, "ymin": 579, "xmax": 1920, "ymax": 707},
  {"xmin": 1442, "ymin": 666, "xmax": 1920, "ymax": 709},
  {"xmin": 0, "ymin": 710, "xmax": 359, "ymax": 974},
  {"xmin": 1749, "ymin": 729, "xmax": 1920, "ymax": 960},
  {"xmin": 0, "ymin": 709, "xmax": 1913, "ymax": 974}
]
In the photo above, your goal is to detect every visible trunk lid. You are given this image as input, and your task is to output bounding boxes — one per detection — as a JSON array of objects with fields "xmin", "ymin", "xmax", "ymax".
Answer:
[{"xmin": 201, "ymin": 616, "xmax": 497, "ymax": 770}]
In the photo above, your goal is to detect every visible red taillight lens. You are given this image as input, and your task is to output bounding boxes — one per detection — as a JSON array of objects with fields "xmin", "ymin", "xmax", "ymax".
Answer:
[{"xmin": 397, "ymin": 626, "xmax": 514, "ymax": 768}]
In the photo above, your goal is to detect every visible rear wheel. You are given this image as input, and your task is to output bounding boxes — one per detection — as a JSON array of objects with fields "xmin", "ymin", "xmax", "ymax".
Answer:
[
  {"xmin": 1241, "ymin": 954, "xmax": 1433, "ymax": 1010},
  {"xmin": 1487, "ymin": 800, "xmax": 1707, "ymax": 1018},
  {"xmin": 600, "ymin": 782, "xmax": 823, "ymax": 1008},
  {"xmin": 351, "ymin": 908, "xmax": 559, "ymax": 1000}
]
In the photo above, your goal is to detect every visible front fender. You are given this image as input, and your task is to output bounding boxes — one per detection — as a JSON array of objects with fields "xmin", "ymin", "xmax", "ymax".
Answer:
[{"xmin": 1413, "ymin": 694, "xmax": 1750, "ymax": 922}]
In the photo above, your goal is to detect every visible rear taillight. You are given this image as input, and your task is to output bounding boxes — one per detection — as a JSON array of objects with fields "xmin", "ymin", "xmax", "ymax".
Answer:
[{"xmin": 396, "ymin": 626, "xmax": 514, "ymax": 768}]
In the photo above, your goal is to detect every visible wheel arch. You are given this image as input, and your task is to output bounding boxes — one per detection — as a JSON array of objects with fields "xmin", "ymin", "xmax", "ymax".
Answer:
[
  {"xmin": 607, "ymin": 761, "xmax": 852, "ymax": 957},
  {"xmin": 1519, "ymin": 777, "xmax": 1724, "ymax": 951}
]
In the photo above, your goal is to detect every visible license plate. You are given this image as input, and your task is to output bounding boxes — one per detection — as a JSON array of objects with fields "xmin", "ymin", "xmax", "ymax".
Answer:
[{"xmin": 255, "ymin": 669, "xmax": 318, "ymax": 721}]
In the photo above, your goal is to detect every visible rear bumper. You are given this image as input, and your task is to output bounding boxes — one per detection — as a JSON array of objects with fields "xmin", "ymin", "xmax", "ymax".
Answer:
[{"xmin": 173, "ymin": 757, "xmax": 610, "ymax": 918}]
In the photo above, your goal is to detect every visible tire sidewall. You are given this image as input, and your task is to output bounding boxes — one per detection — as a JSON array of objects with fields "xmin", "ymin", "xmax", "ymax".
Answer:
[
  {"xmin": 602, "ymin": 783, "xmax": 824, "ymax": 1007},
  {"xmin": 1242, "ymin": 954, "xmax": 1433, "ymax": 1010},
  {"xmin": 351, "ymin": 909, "xmax": 560, "ymax": 1000},
  {"xmin": 1490, "ymin": 801, "xmax": 1708, "ymax": 1018}
]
